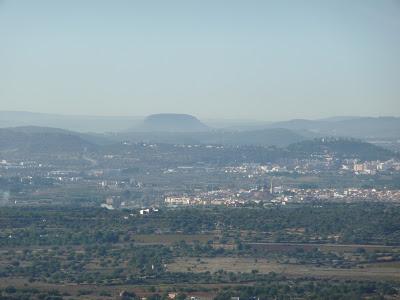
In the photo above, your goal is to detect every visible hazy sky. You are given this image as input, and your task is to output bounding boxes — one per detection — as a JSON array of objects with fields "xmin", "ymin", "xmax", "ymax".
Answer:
[{"xmin": 1, "ymin": 0, "xmax": 399, "ymax": 121}]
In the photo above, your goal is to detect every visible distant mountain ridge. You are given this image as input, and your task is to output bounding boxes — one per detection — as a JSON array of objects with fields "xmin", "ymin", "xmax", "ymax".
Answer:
[
  {"xmin": 268, "ymin": 116, "xmax": 400, "ymax": 139},
  {"xmin": 0, "ymin": 111, "xmax": 142, "ymax": 133},
  {"xmin": 1, "ymin": 111, "xmax": 399, "ymax": 140},
  {"xmin": 0, "ymin": 126, "xmax": 396, "ymax": 161},
  {"xmin": 120, "ymin": 127, "xmax": 305, "ymax": 147}
]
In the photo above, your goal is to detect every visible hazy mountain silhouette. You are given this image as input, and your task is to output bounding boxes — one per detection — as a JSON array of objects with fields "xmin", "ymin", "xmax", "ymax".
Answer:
[
  {"xmin": 135, "ymin": 113, "xmax": 210, "ymax": 132},
  {"xmin": 1, "ymin": 111, "xmax": 399, "ymax": 140},
  {"xmin": 0, "ymin": 111, "xmax": 142, "ymax": 133},
  {"xmin": 0, "ymin": 126, "xmax": 395, "ymax": 161},
  {"xmin": 0, "ymin": 126, "xmax": 98, "ymax": 154},
  {"xmin": 120, "ymin": 128, "xmax": 305, "ymax": 147},
  {"xmin": 268, "ymin": 117, "xmax": 400, "ymax": 139}
]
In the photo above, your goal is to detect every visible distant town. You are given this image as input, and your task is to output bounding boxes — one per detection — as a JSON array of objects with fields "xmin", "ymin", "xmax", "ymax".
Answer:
[{"xmin": 1, "ymin": 137, "xmax": 399, "ymax": 208}]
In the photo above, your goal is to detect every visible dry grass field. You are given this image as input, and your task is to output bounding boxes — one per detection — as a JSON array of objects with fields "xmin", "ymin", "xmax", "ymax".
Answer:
[
  {"xmin": 246, "ymin": 242, "xmax": 400, "ymax": 253},
  {"xmin": 167, "ymin": 257, "xmax": 400, "ymax": 281},
  {"xmin": 133, "ymin": 233, "xmax": 215, "ymax": 244}
]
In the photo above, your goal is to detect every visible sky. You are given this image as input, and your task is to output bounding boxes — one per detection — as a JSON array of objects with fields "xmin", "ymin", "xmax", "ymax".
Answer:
[{"xmin": 0, "ymin": 0, "xmax": 399, "ymax": 121}]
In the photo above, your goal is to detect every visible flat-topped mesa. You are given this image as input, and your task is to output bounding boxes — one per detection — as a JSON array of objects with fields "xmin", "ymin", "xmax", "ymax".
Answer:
[{"xmin": 139, "ymin": 113, "xmax": 210, "ymax": 132}]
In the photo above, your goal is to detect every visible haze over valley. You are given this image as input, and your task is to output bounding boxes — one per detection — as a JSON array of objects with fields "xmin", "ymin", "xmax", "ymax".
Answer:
[{"xmin": 1, "ymin": 1, "xmax": 400, "ymax": 299}]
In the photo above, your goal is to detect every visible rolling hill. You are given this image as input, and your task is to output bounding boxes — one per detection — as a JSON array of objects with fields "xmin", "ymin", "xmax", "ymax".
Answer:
[
  {"xmin": 0, "ymin": 126, "xmax": 98, "ymax": 154},
  {"xmin": 287, "ymin": 138, "xmax": 397, "ymax": 161}
]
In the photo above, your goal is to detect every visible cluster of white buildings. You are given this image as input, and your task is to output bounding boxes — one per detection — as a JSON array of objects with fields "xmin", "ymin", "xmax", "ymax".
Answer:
[
  {"xmin": 275, "ymin": 188, "xmax": 400, "ymax": 203},
  {"xmin": 164, "ymin": 196, "xmax": 247, "ymax": 206},
  {"xmin": 221, "ymin": 159, "xmax": 400, "ymax": 177},
  {"xmin": 350, "ymin": 159, "xmax": 400, "ymax": 175},
  {"xmin": 164, "ymin": 195, "xmax": 236, "ymax": 206},
  {"xmin": 223, "ymin": 164, "xmax": 286, "ymax": 175},
  {"xmin": 164, "ymin": 186, "xmax": 400, "ymax": 207}
]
